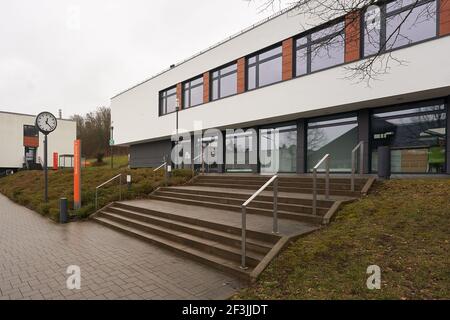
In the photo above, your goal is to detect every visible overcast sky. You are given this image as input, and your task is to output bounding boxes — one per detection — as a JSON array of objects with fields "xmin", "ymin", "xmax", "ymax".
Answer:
[{"xmin": 0, "ymin": 0, "xmax": 288, "ymax": 118}]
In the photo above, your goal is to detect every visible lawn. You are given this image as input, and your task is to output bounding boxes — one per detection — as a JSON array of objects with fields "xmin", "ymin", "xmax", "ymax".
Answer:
[
  {"xmin": 0, "ymin": 156, "xmax": 192, "ymax": 221},
  {"xmin": 234, "ymin": 179, "xmax": 450, "ymax": 300}
]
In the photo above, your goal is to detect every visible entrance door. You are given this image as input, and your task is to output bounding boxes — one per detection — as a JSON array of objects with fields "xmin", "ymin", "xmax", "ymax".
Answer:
[
  {"xmin": 225, "ymin": 130, "xmax": 256, "ymax": 173},
  {"xmin": 259, "ymin": 125, "xmax": 297, "ymax": 174},
  {"xmin": 193, "ymin": 135, "xmax": 220, "ymax": 173},
  {"xmin": 24, "ymin": 147, "xmax": 37, "ymax": 168}
]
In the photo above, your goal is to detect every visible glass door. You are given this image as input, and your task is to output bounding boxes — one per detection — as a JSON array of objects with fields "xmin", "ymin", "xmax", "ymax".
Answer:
[{"xmin": 259, "ymin": 125, "xmax": 297, "ymax": 174}]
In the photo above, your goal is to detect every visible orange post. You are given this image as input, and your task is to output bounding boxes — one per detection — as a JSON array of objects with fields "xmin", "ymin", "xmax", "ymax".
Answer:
[
  {"xmin": 53, "ymin": 152, "xmax": 58, "ymax": 170},
  {"xmin": 74, "ymin": 140, "xmax": 82, "ymax": 209}
]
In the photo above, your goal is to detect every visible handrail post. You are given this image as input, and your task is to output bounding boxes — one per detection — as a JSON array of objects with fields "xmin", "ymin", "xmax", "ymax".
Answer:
[
  {"xmin": 119, "ymin": 174, "xmax": 122, "ymax": 201},
  {"xmin": 313, "ymin": 168, "xmax": 317, "ymax": 215},
  {"xmin": 95, "ymin": 189, "xmax": 98, "ymax": 210},
  {"xmin": 325, "ymin": 156, "xmax": 330, "ymax": 200},
  {"xmin": 360, "ymin": 141, "xmax": 364, "ymax": 175},
  {"xmin": 273, "ymin": 178, "xmax": 278, "ymax": 234},
  {"xmin": 351, "ymin": 148, "xmax": 356, "ymax": 192},
  {"xmin": 241, "ymin": 205, "xmax": 247, "ymax": 269}
]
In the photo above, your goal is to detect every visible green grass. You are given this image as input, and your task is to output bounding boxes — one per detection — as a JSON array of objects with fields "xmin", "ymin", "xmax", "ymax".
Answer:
[
  {"xmin": 86, "ymin": 155, "xmax": 129, "ymax": 168},
  {"xmin": 234, "ymin": 179, "xmax": 450, "ymax": 300},
  {"xmin": 0, "ymin": 162, "xmax": 192, "ymax": 221}
]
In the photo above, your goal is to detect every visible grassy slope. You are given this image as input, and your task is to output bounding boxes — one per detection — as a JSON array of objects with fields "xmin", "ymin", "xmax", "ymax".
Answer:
[
  {"xmin": 0, "ymin": 156, "xmax": 192, "ymax": 221},
  {"xmin": 235, "ymin": 179, "xmax": 450, "ymax": 300}
]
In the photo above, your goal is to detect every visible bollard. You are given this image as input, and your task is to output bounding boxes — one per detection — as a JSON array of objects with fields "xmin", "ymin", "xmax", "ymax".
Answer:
[{"xmin": 60, "ymin": 197, "xmax": 68, "ymax": 224}]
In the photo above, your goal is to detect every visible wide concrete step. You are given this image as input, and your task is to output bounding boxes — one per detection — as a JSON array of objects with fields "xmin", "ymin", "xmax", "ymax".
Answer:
[
  {"xmin": 154, "ymin": 190, "xmax": 329, "ymax": 216},
  {"xmin": 195, "ymin": 178, "xmax": 365, "ymax": 191},
  {"xmin": 149, "ymin": 195, "xmax": 324, "ymax": 224},
  {"xmin": 197, "ymin": 175, "xmax": 367, "ymax": 184},
  {"xmin": 104, "ymin": 206, "xmax": 273, "ymax": 254},
  {"xmin": 96, "ymin": 211, "xmax": 264, "ymax": 267},
  {"xmin": 192, "ymin": 182, "xmax": 361, "ymax": 197},
  {"xmin": 93, "ymin": 216, "xmax": 253, "ymax": 281},
  {"xmin": 160, "ymin": 187, "xmax": 335, "ymax": 208},
  {"xmin": 113, "ymin": 202, "xmax": 281, "ymax": 244}
]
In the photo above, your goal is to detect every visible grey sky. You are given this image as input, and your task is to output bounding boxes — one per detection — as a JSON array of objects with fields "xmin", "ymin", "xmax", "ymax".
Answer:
[{"xmin": 0, "ymin": 0, "xmax": 287, "ymax": 118}]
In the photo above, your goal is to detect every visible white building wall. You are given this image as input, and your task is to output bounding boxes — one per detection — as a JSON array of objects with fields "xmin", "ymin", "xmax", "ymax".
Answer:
[
  {"xmin": 111, "ymin": 8, "xmax": 450, "ymax": 146},
  {"xmin": 0, "ymin": 112, "xmax": 77, "ymax": 168}
]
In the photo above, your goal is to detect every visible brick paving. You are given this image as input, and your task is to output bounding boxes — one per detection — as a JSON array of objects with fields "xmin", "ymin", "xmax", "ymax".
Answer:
[{"xmin": 0, "ymin": 194, "xmax": 243, "ymax": 300}]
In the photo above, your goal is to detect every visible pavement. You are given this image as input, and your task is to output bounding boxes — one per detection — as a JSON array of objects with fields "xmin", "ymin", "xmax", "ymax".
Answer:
[{"xmin": 0, "ymin": 194, "xmax": 243, "ymax": 300}]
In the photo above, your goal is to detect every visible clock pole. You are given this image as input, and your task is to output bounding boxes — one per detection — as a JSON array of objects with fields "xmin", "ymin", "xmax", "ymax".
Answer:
[{"xmin": 44, "ymin": 134, "xmax": 48, "ymax": 203}]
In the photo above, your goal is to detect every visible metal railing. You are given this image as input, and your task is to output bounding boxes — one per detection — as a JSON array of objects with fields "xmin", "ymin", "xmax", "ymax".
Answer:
[
  {"xmin": 153, "ymin": 162, "xmax": 167, "ymax": 172},
  {"xmin": 351, "ymin": 141, "xmax": 365, "ymax": 192},
  {"xmin": 95, "ymin": 173, "xmax": 122, "ymax": 210},
  {"xmin": 312, "ymin": 154, "xmax": 330, "ymax": 216},
  {"xmin": 240, "ymin": 175, "xmax": 279, "ymax": 269},
  {"xmin": 191, "ymin": 154, "xmax": 202, "ymax": 177}
]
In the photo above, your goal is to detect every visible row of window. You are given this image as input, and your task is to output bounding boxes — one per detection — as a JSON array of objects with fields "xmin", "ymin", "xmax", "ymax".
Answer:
[{"xmin": 159, "ymin": 0, "xmax": 440, "ymax": 115}]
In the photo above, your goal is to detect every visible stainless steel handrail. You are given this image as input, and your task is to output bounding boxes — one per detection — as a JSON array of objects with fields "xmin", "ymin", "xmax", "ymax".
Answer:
[
  {"xmin": 191, "ymin": 154, "xmax": 202, "ymax": 176},
  {"xmin": 240, "ymin": 175, "xmax": 278, "ymax": 269},
  {"xmin": 95, "ymin": 173, "xmax": 122, "ymax": 210},
  {"xmin": 351, "ymin": 141, "xmax": 365, "ymax": 192},
  {"xmin": 153, "ymin": 162, "xmax": 167, "ymax": 172},
  {"xmin": 312, "ymin": 154, "xmax": 330, "ymax": 216}
]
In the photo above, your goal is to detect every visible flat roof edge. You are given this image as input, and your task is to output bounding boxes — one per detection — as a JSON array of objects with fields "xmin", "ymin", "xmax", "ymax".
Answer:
[{"xmin": 110, "ymin": 5, "xmax": 297, "ymax": 100}]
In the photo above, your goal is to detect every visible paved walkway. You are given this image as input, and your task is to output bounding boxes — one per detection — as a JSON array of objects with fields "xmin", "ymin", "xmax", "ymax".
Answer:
[{"xmin": 0, "ymin": 194, "xmax": 243, "ymax": 300}]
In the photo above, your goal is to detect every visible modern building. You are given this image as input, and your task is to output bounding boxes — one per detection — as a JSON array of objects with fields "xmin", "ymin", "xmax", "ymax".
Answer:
[
  {"xmin": 0, "ymin": 111, "xmax": 77, "ymax": 174},
  {"xmin": 111, "ymin": 0, "xmax": 450, "ymax": 175}
]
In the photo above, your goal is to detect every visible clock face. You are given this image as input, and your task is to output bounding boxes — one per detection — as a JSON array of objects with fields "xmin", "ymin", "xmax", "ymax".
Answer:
[{"xmin": 35, "ymin": 112, "xmax": 58, "ymax": 134}]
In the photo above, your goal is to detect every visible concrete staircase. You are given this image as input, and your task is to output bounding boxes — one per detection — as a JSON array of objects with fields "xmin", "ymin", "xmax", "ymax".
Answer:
[
  {"xmin": 93, "ymin": 202, "xmax": 280, "ymax": 280},
  {"xmin": 92, "ymin": 174, "xmax": 374, "ymax": 281}
]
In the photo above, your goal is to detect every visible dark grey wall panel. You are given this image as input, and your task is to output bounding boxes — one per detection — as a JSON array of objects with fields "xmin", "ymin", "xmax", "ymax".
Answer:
[
  {"xmin": 358, "ymin": 109, "xmax": 370, "ymax": 174},
  {"xmin": 447, "ymin": 96, "xmax": 450, "ymax": 174},
  {"xmin": 130, "ymin": 139, "xmax": 172, "ymax": 168},
  {"xmin": 296, "ymin": 119, "xmax": 306, "ymax": 174}
]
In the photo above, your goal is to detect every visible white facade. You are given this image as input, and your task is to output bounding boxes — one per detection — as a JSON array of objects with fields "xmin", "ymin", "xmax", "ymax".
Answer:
[
  {"xmin": 110, "ymin": 6, "xmax": 450, "ymax": 146},
  {"xmin": 0, "ymin": 111, "xmax": 77, "ymax": 169}
]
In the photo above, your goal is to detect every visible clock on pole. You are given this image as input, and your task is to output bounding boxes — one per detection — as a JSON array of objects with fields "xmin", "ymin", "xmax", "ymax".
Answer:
[{"xmin": 35, "ymin": 111, "xmax": 58, "ymax": 203}]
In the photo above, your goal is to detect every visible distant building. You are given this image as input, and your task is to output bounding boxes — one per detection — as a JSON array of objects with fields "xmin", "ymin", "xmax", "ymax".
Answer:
[{"xmin": 0, "ymin": 111, "xmax": 77, "ymax": 175}]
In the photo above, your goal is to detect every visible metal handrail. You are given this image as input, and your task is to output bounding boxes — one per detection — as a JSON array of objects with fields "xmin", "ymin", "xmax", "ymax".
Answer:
[
  {"xmin": 240, "ymin": 175, "xmax": 279, "ymax": 269},
  {"xmin": 153, "ymin": 162, "xmax": 167, "ymax": 172},
  {"xmin": 191, "ymin": 154, "xmax": 202, "ymax": 176},
  {"xmin": 95, "ymin": 173, "xmax": 122, "ymax": 210},
  {"xmin": 312, "ymin": 154, "xmax": 330, "ymax": 216},
  {"xmin": 351, "ymin": 141, "xmax": 365, "ymax": 192}
]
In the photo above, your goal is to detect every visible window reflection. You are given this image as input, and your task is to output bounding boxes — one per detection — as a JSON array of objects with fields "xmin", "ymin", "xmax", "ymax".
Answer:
[
  {"xmin": 371, "ymin": 102, "xmax": 447, "ymax": 173},
  {"xmin": 307, "ymin": 116, "xmax": 358, "ymax": 172}
]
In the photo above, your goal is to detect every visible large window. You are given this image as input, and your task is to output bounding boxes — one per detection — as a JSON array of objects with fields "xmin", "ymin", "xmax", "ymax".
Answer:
[
  {"xmin": 247, "ymin": 45, "xmax": 283, "ymax": 90},
  {"xmin": 159, "ymin": 86, "xmax": 177, "ymax": 116},
  {"xmin": 371, "ymin": 101, "xmax": 447, "ymax": 173},
  {"xmin": 23, "ymin": 125, "xmax": 38, "ymax": 137},
  {"xmin": 260, "ymin": 124, "xmax": 297, "ymax": 173},
  {"xmin": 183, "ymin": 76, "xmax": 204, "ymax": 109},
  {"xmin": 363, "ymin": 0, "xmax": 437, "ymax": 57},
  {"xmin": 307, "ymin": 115, "xmax": 358, "ymax": 172},
  {"xmin": 295, "ymin": 21, "xmax": 345, "ymax": 76},
  {"xmin": 212, "ymin": 63, "xmax": 237, "ymax": 100}
]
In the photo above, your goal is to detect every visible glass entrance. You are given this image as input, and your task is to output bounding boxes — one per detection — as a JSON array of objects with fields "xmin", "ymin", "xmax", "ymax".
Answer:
[
  {"xmin": 225, "ymin": 130, "xmax": 256, "ymax": 173},
  {"xmin": 259, "ymin": 124, "xmax": 297, "ymax": 174},
  {"xmin": 24, "ymin": 147, "xmax": 37, "ymax": 167},
  {"xmin": 193, "ymin": 135, "xmax": 220, "ymax": 173}
]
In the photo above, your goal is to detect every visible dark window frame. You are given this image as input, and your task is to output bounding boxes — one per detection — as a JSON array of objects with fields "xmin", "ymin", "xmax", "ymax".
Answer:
[
  {"xmin": 369, "ymin": 97, "xmax": 447, "ymax": 174},
  {"xmin": 24, "ymin": 124, "xmax": 39, "ymax": 137},
  {"xmin": 159, "ymin": 86, "xmax": 177, "ymax": 116},
  {"xmin": 293, "ymin": 19, "xmax": 346, "ymax": 78},
  {"xmin": 362, "ymin": 0, "xmax": 439, "ymax": 58},
  {"xmin": 246, "ymin": 43, "xmax": 283, "ymax": 91},
  {"xmin": 183, "ymin": 75, "xmax": 204, "ymax": 109},
  {"xmin": 211, "ymin": 61, "xmax": 238, "ymax": 101}
]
